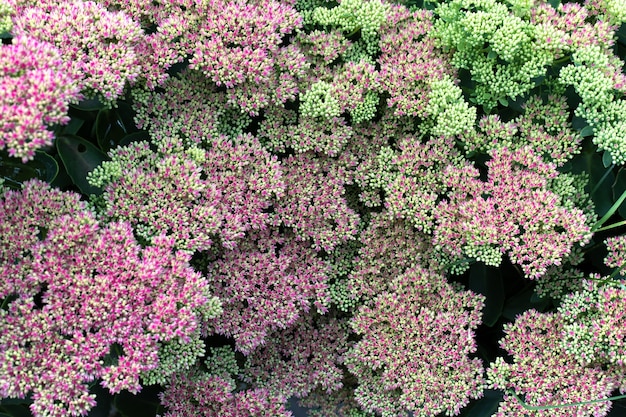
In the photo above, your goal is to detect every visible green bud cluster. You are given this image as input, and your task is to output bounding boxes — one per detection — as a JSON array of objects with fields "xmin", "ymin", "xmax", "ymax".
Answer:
[
  {"xmin": 0, "ymin": 0, "xmax": 13, "ymax": 34},
  {"xmin": 560, "ymin": 45, "xmax": 626, "ymax": 164},
  {"xmin": 141, "ymin": 333, "xmax": 206, "ymax": 386},
  {"xmin": 351, "ymin": 91, "xmax": 379, "ymax": 124},
  {"xmin": 300, "ymin": 80, "xmax": 341, "ymax": 119},
  {"xmin": 312, "ymin": 0, "xmax": 389, "ymax": 56},
  {"xmin": 87, "ymin": 141, "xmax": 155, "ymax": 189},
  {"xmin": 433, "ymin": 0, "xmax": 553, "ymax": 110},
  {"xmin": 426, "ymin": 76, "xmax": 476, "ymax": 137}
]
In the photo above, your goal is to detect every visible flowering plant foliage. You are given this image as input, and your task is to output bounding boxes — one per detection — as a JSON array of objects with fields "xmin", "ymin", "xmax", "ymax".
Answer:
[{"xmin": 2, "ymin": 0, "xmax": 626, "ymax": 417}]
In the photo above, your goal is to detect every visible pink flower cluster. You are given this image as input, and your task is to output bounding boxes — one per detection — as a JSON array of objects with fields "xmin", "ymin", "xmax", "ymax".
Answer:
[
  {"xmin": 487, "ymin": 309, "xmax": 620, "ymax": 417},
  {"xmin": 272, "ymin": 152, "xmax": 360, "ymax": 252},
  {"xmin": 0, "ymin": 35, "xmax": 81, "ymax": 161},
  {"xmin": 604, "ymin": 235, "xmax": 626, "ymax": 274},
  {"xmin": 0, "ymin": 180, "xmax": 212, "ymax": 417},
  {"xmin": 11, "ymin": 0, "xmax": 143, "ymax": 102},
  {"xmin": 159, "ymin": 372, "xmax": 292, "ymax": 417},
  {"xmin": 95, "ymin": 132, "xmax": 285, "ymax": 252},
  {"xmin": 347, "ymin": 265, "xmax": 485, "ymax": 417},
  {"xmin": 207, "ymin": 229, "xmax": 330, "ymax": 354},
  {"xmin": 434, "ymin": 146, "xmax": 591, "ymax": 278},
  {"xmin": 242, "ymin": 314, "xmax": 349, "ymax": 399},
  {"xmin": 347, "ymin": 212, "xmax": 435, "ymax": 304},
  {"xmin": 378, "ymin": 6, "xmax": 457, "ymax": 118}
]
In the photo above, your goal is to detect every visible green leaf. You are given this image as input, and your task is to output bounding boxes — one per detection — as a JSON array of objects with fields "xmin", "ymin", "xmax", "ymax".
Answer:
[
  {"xmin": 502, "ymin": 287, "xmax": 550, "ymax": 321},
  {"xmin": 56, "ymin": 135, "xmax": 107, "ymax": 195},
  {"xmin": 61, "ymin": 117, "xmax": 85, "ymax": 136},
  {"xmin": 570, "ymin": 139, "xmax": 615, "ymax": 218},
  {"xmin": 571, "ymin": 116, "xmax": 587, "ymax": 131},
  {"xmin": 0, "ymin": 398, "xmax": 32, "ymax": 406},
  {"xmin": 118, "ymin": 130, "xmax": 150, "ymax": 147},
  {"xmin": 469, "ymin": 263, "xmax": 504, "ymax": 327},
  {"xmin": 617, "ymin": 23, "xmax": 626, "ymax": 46},
  {"xmin": 114, "ymin": 385, "xmax": 162, "ymax": 417},
  {"xmin": 580, "ymin": 125, "xmax": 594, "ymax": 137},
  {"xmin": 602, "ymin": 150, "xmax": 613, "ymax": 168},
  {"xmin": 0, "ymin": 405, "xmax": 33, "ymax": 417},
  {"xmin": 498, "ymin": 97, "xmax": 509, "ymax": 107},
  {"xmin": 71, "ymin": 98, "xmax": 106, "ymax": 111},
  {"xmin": 613, "ymin": 168, "xmax": 626, "ymax": 219},
  {"xmin": 548, "ymin": 0, "xmax": 560, "ymax": 8},
  {"xmin": 487, "ymin": 50, "xmax": 497, "ymax": 60},
  {"xmin": 0, "ymin": 151, "xmax": 59, "ymax": 189},
  {"xmin": 95, "ymin": 102, "xmax": 138, "ymax": 152},
  {"xmin": 459, "ymin": 390, "xmax": 503, "ymax": 417}
]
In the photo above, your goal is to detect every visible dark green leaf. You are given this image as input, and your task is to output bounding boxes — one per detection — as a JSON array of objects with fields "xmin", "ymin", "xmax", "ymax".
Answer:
[
  {"xmin": 571, "ymin": 116, "xmax": 587, "ymax": 131},
  {"xmin": 71, "ymin": 98, "xmax": 106, "ymax": 111},
  {"xmin": 459, "ymin": 390, "xmax": 503, "ymax": 417},
  {"xmin": 617, "ymin": 23, "xmax": 626, "ymax": 46},
  {"xmin": 95, "ymin": 102, "xmax": 138, "ymax": 152},
  {"xmin": 580, "ymin": 125, "xmax": 594, "ymax": 138},
  {"xmin": 570, "ymin": 139, "xmax": 615, "ymax": 218},
  {"xmin": 602, "ymin": 151, "xmax": 613, "ymax": 168},
  {"xmin": 0, "ymin": 398, "xmax": 32, "ymax": 406},
  {"xmin": 61, "ymin": 117, "xmax": 85, "ymax": 136},
  {"xmin": 0, "ymin": 151, "xmax": 59, "ymax": 189},
  {"xmin": 114, "ymin": 385, "xmax": 162, "ymax": 417},
  {"xmin": 469, "ymin": 263, "xmax": 504, "ymax": 326},
  {"xmin": 548, "ymin": 0, "xmax": 560, "ymax": 8},
  {"xmin": 0, "ymin": 405, "xmax": 33, "ymax": 417},
  {"xmin": 56, "ymin": 135, "xmax": 107, "ymax": 195},
  {"xmin": 502, "ymin": 287, "xmax": 550, "ymax": 321},
  {"xmin": 118, "ymin": 131, "xmax": 150, "ymax": 147},
  {"xmin": 498, "ymin": 97, "xmax": 508, "ymax": 107},
  {"xmin": 613, "ymin": 168, "xmax": 626, "ymax": 219},
  {"xmin": 86, "ymin": 383, "xmax": 114, "ymax": 417},
  {"xmin": 487, "ymin": 50, "xmax": 497, "ymax": 60}
]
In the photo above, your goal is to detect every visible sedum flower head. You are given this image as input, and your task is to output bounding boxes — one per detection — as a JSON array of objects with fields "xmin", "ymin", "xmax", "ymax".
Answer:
[
  {"xmin": 312, "ymin": 0, "xmax": 390, "ymax": 56},
  {"xmin": 141, "ymin": 331, "xmax": 207, "ymax": 386},
  {"xmin": 90, "ymin": 131, "xmax": 285, "ymax": 252},
  {"xmin": 347, "ymin": 212, "xmax": 436, "ymax": 304},
  {"xmin": 378, "ymin": 6, "xmax": 458, "ymax": 118},
  {"xmin": 559, "ymin": 278, "xmax": 626, "ymax": 367},
  {"xmin": 206, "ymin": 229, "xmax": 330, "ymax": 355},
  {"xmin": 0, "ymin": 181, "xmax": 213, "ymax": 417},
  {"xmin": 272, "ymin": 152, "xmax": 360, "ymax": 252},
  {"xmin": 300, "ymin": 80, "xmax": 342, "ymax": 119},
  {"xmin": 425, "ymin": 76, "xmax": 476, "ymax": 137},
  {"xmin": 460, "ymin": 94, "xmax": 581, "ymax": 165},
  {"xmin": 434, "ymin": 147, "xmax": 592, "ymax": 279},
  {"xmin": 0, "ymin": 35, "xmax": 81, "ymax": 161},
  {"xmin": 605, "ymin": 235, "xmax": 626, "ymax": 275},
  {"xmin": 433, "ymin": 0, "xmax": 554, "ymax": 109},
  {"xmin": 12, "ymin": 0, "xmax": 143, "ymax": 104},
  {"xmin": 158, "ymin": 370, "xmax": 293, "ymax": 417},
  {"xmin": 242, "ymin": 314, "xmax": 350, "ymax": 400},
  {"xmin": 0, "ymin": 0, "xmax": 13, "ymax": 33},
  {"xmin": 347, "ymin": 265, "xmax": 485, "ymax": 417},
  {"xmin": 487, "ymin": 309, "xmax": 620, "ymax": 417}
]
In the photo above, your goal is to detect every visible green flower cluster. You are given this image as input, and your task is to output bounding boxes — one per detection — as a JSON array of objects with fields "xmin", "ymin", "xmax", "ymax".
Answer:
[
  {"xmin": 425, "ymin": 76, "xmax": 476, "ymax": 137},
  {"xmin": 0, "ymin": 0, "xmax": 13, "ymax": 34},
  {"xmin": 560, "ymin": 45, "xmax": 626, "ymax": 164},
  {"xmin": 312, "ymin": 0, "xmax": 390, "ymax": 55},
  {"xmin": 433, "ymin": 0, "xmax": 553, "ymax": 110},
  {"xmin": 141, "ymin": 333, "xmax": 206, "ymax": 386},
  {"xmin": 460, "ymin": 94, "xmax": 581, "ymax": 165},
  {"xmin": 299, "ymin": 80, "xmax": 342, "ymax": 119}
]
